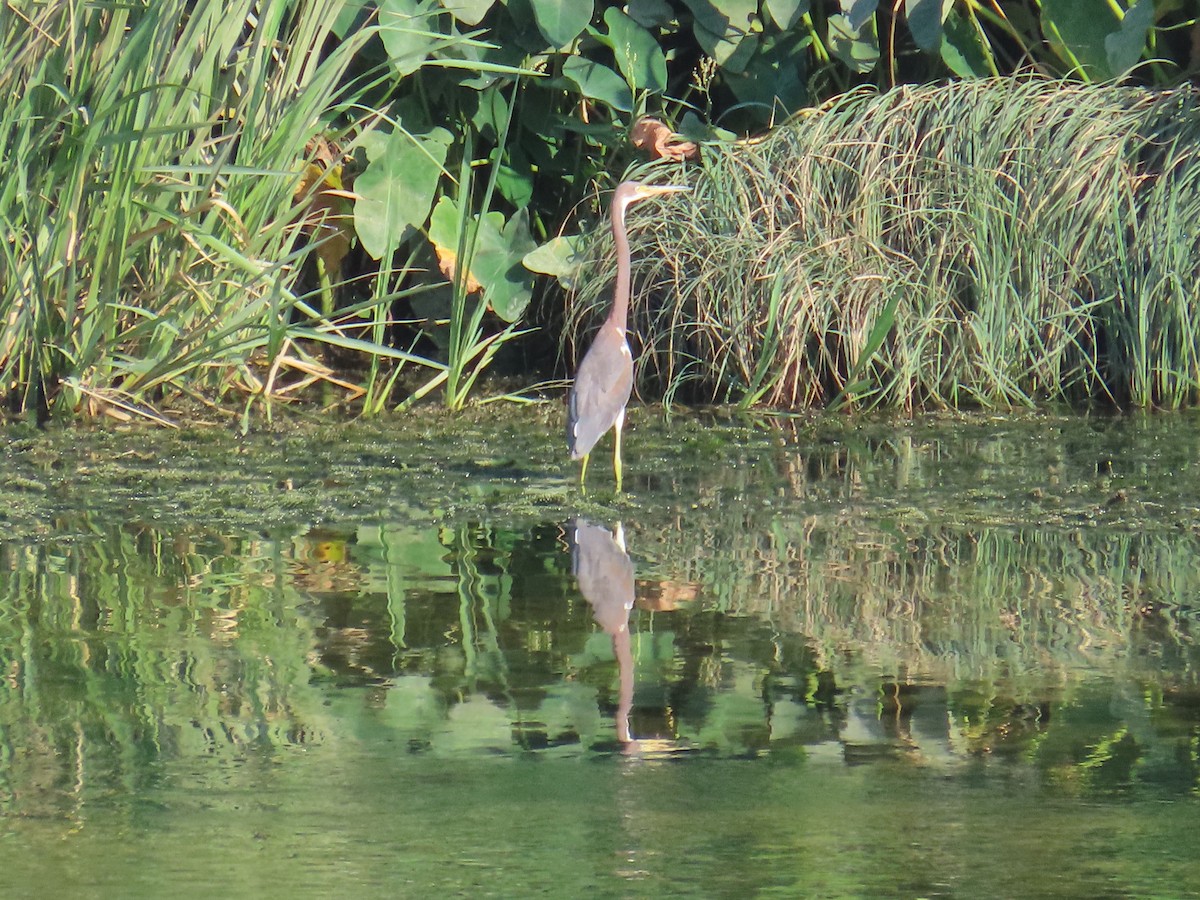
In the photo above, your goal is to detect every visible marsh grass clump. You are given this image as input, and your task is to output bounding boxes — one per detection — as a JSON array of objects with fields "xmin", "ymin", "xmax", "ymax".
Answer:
[
  {"xmin": 571, "ymin": 79, "xmax": 1200, "ymax": 411},
  {"xmin": 0, "ymin": 0, "xmax": 372, "ymax": 422}
]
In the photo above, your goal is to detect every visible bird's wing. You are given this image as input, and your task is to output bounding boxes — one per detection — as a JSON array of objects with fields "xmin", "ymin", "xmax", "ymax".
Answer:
[{"xmin": 567, "ymin": 336, "xmax": 635, "ymax": 458}]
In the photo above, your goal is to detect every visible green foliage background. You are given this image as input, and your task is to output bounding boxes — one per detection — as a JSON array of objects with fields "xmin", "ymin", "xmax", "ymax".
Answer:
[{"xmin": 2, "ymin": 0, "xmax": 1198, "ymax": 419}]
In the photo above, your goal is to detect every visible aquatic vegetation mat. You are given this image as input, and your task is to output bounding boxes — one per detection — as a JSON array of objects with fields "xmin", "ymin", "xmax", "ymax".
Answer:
[{"xmin": 4, "ymin": 406, "xmax": 1200, "ymax": 540}]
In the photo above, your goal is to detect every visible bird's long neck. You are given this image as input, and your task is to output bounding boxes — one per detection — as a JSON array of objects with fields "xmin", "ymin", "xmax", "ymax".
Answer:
[{"xmin": 609, "ymin": 199, "xmax": 632, "ymax": 332}]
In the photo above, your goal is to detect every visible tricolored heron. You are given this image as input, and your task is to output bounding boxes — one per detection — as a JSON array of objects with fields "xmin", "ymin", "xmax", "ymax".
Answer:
[{"xmin": 567, "ymin": 181, "xmax": 688, "ymax": 492}]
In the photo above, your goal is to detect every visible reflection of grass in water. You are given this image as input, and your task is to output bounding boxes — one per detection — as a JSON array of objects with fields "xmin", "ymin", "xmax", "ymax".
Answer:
[
  {"xmin": 0, "ymin": 529, "xmax": 336, "ymax": 819},
  {"xmin": 1, "ymin": 409, "xmax": 1199, "ymax": 789},
  {"xmin": 648, "ymin": 516, "xmax": 1200, "ymax": 688},
  {"xmin": 1, "ymin": 509, "xmax": 1198, "ymax": 801}
]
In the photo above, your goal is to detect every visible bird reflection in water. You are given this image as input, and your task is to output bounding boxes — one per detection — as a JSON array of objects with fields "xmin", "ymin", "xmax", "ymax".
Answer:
[{"xmin": 569, "ymin": 518, "xmax": 638, "ymax": 747}]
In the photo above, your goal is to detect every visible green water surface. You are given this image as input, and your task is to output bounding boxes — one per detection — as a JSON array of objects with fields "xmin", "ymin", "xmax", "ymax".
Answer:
[{"xmin": 1, "ymin": 409, "xmax": 1198, "ymax": 898}]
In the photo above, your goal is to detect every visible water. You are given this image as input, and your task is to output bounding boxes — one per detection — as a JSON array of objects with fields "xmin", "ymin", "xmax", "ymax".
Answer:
[{"xmin": 1, "ymin": 410, "xmax": 1199, "ymax": 897}]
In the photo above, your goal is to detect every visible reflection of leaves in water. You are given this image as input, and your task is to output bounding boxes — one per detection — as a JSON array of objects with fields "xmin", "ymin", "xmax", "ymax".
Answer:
[{"xmin": 0, "ymin": 413, "xmax": 1199, "ymax": 812}]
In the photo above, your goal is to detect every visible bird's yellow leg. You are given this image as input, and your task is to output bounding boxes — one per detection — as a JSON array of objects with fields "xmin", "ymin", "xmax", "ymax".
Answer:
[
  {"xmin": 578, "ymin": 451, "xmax": 590, "ymax": 493},
  {"xmin": 613, "ymin": 412, "xmax": 625, "ymax": 493}
]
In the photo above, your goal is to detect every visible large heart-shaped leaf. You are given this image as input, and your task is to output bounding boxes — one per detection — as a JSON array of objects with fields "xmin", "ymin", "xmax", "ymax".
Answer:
[
  {"xmin": 1042, "ymin": 0, "xmax": 1122, "ymax": 80},
  {"xmin": 438, "ymin": 0, "xmax": 495, "ymax": 26},
  {"xmin": 1104, "ymin": 0, "xmax": 1154, "ymax": 77},
  {"xmin": 604, "ymin": 7, "xmax": 667, "ymax": 93},
  {"xmin": 904, "ymin": 0, "xmax": 952, "ymax": 52},
  {"xmin": 429, "ymin": 200, "xmax": 536, "ymax": 322},
  {"xmin": 683, "ymin": 0, "xmax": 758, "ymax": 70},
  {"xmin": 940, "ymin": 8, "xmax": 992, "ymax": 77},
  {"xmin": 828, "ymin": 13, "xmax": 879, "ymax": 73},
  {"xmin": 488, "ymin": 209, "xmax": 538, "ymax": 322},
  {"xmin": 523, "ymin": 233, "xmax": 588, "ymax": 289},
  {"xmin": 562, "ymin": 56, "xmax": 633, "ymax": 111},
  {"xmin": 725, "ymin": 30, "xmax": 809, "ymax": 120},
  {"xmin": 528, "ymin": 0, "xmax": 593, "ymax": 47},
  {"xmin": 764, "ymin": 0, "xmax": 808, "ymax": 30},
  {"xmin": 628, "ymin": 0, "xmax": 673, "ymax": 28},
  {"xmin": 379, "ymin": 0, "xmax": 442, "ymax": 77},
  {"xmin": 354, "ymin": 127, "xmax": 451, "ymax": 260},
  {"xmin": 840, "ymin": 0, "xmax": 877, "ymax": 31}
]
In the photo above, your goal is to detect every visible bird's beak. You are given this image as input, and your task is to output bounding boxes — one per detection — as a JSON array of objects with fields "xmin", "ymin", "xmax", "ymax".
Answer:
[{"xmin": 638, "ymin": 184, "xmax": 690, "ymax": 199}]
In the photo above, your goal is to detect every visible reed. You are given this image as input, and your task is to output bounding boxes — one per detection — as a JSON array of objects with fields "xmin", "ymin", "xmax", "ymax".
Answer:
[
  {"xmin": 0, "ymin": 0, "xmax": 382, "ymax": 421},
  {"xmin": 570, "ymin": 79, "xmax": 1200, "ymax": 410}
]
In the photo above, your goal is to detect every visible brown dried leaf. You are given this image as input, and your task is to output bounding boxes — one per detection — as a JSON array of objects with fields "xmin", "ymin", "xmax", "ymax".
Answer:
[
  {"xmin": 295, "ymin": 162, "xmax": 354, "ymax": 273},
  {"xmin": 635, "ymin": 578, "xmax": 700, "ymax": 611},
  {"xmin": 631, "ymin": 117, "xmax": 698, "ymax": 162},
  {"xmin": 435, "ymin": 245, "xmax": 483, "ymax": 294},
  {"xmin": 305, "ymin": 135, "xmax": 343, "ymax": 168}
]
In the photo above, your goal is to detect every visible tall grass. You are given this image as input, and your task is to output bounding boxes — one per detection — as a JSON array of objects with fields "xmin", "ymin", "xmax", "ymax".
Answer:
[
  {"xmin": 0, "ymin": 0, "xmax": 387, "ymax": 421},
  {"xmin": 570, "ymin": 79, "xmax": 1200, "ymax": 410}
]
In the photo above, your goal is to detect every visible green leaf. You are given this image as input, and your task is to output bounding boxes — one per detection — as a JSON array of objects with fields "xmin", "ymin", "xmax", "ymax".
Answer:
[
  {"xmin": 528, "ymin": 0, "xmax": 594, "ymax": 47},
  {"xmin": 828, "ymin": 13, "xmax": 879, "ymax": 74},
  {"xmin": 682, "ymin": 0, "xmax": 733, "ymax": 35},
  {"xmin": 496, "ymin": 145, "xmax": 534, "ymax": 210},
  {"xmin": 470, "ymin": 86, "xmax": 509, "ymax": 142},
  {"xmin": 562, "ymin": 56, "xmax": 633, "ymax": 112},
  {"xmin": 725, "ymin": 30, "xmax": 809, "ymax": 122},
  {"xmin": 428, "ymin": 200, "xmax": 536, "ymax": 322},
  {"xmin": 604, "ymin": 7, "xmax": 668, "ymax": 93},
  {"xmin": 628, "ymin": 0, "xmax": 674, "ymax": 28},
  {"xmin": 839, "ymin": 0, "xmax": 877, "ymax": 31},
  {"xmin": 829, "ymin": 290, "xmax": 901, "ymax": 411},
  {"xmin": 523, "ymin": 234, "xmax": 588, "ymax": 289},
  {"xmin": 379, "ymin": 0, "xmax": 442, "ymax": 77},
  {"xmin": 1105, "ymin": 0, "xmax": 1154, "ymax": 77},
  {"xmin": 489, "ymin": 209, "xmax": 538, "ymax": 322},
  {"xmin": 682, "ymin": 0, "xmax": 758, "ymax": 69},
  {"xmin": 905, "ymin": 0, "xmax": 951, "ymax": 52},
  {"xmin": 940, "ymin": 8, "xmax": 991, "ymax": 77},
  {"xmin": 332, "ymin": 2, "xmax": 374, "ymax": 40},
  {"xmin": 354, "ymin": 127, "xmax": 451, "ymax": 260},
  {"xmin": 1041, "ymin": 0, "xmax": 1122, "ymax": 80},
  {"xmin": 764, "ymin": 0, "xmax": 808, "ymax": 30},
  {"xmin": 438, "ymin": 0, "xmax": 495, "ymax": 26},
  {"xmin": 678, "ymin": 110, "xmax": 738, "ymax": 143}
]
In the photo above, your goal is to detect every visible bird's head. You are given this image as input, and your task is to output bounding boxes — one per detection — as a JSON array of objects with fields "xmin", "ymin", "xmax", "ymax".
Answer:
[{"xmin": 613, "ymin": 180, "xmax": 689, "ymax": 217}]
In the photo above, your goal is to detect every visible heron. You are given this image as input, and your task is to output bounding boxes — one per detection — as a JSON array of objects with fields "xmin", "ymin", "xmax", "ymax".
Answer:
[{"xmin": 567, "ymin": 180, "xmax": 688, "ymax": 492}]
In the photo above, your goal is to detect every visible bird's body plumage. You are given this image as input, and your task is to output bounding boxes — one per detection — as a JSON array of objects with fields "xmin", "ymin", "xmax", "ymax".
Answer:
[
  {"xmin": 567, "ymin": 323, "xmax": 633, "ymax": 460},
  {"xmin": 567, "ymin": 180, "xmax": 687, "ymax": 491}
]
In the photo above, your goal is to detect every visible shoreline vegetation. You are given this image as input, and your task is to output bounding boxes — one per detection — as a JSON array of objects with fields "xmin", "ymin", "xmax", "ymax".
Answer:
[
  {"xmin": 577, "ymin": 79, "xmax": 1200, "ymax": 412},
  {"xmin": 4, "ymin": 2, "xmax": 1200, "ymax": 425}
]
